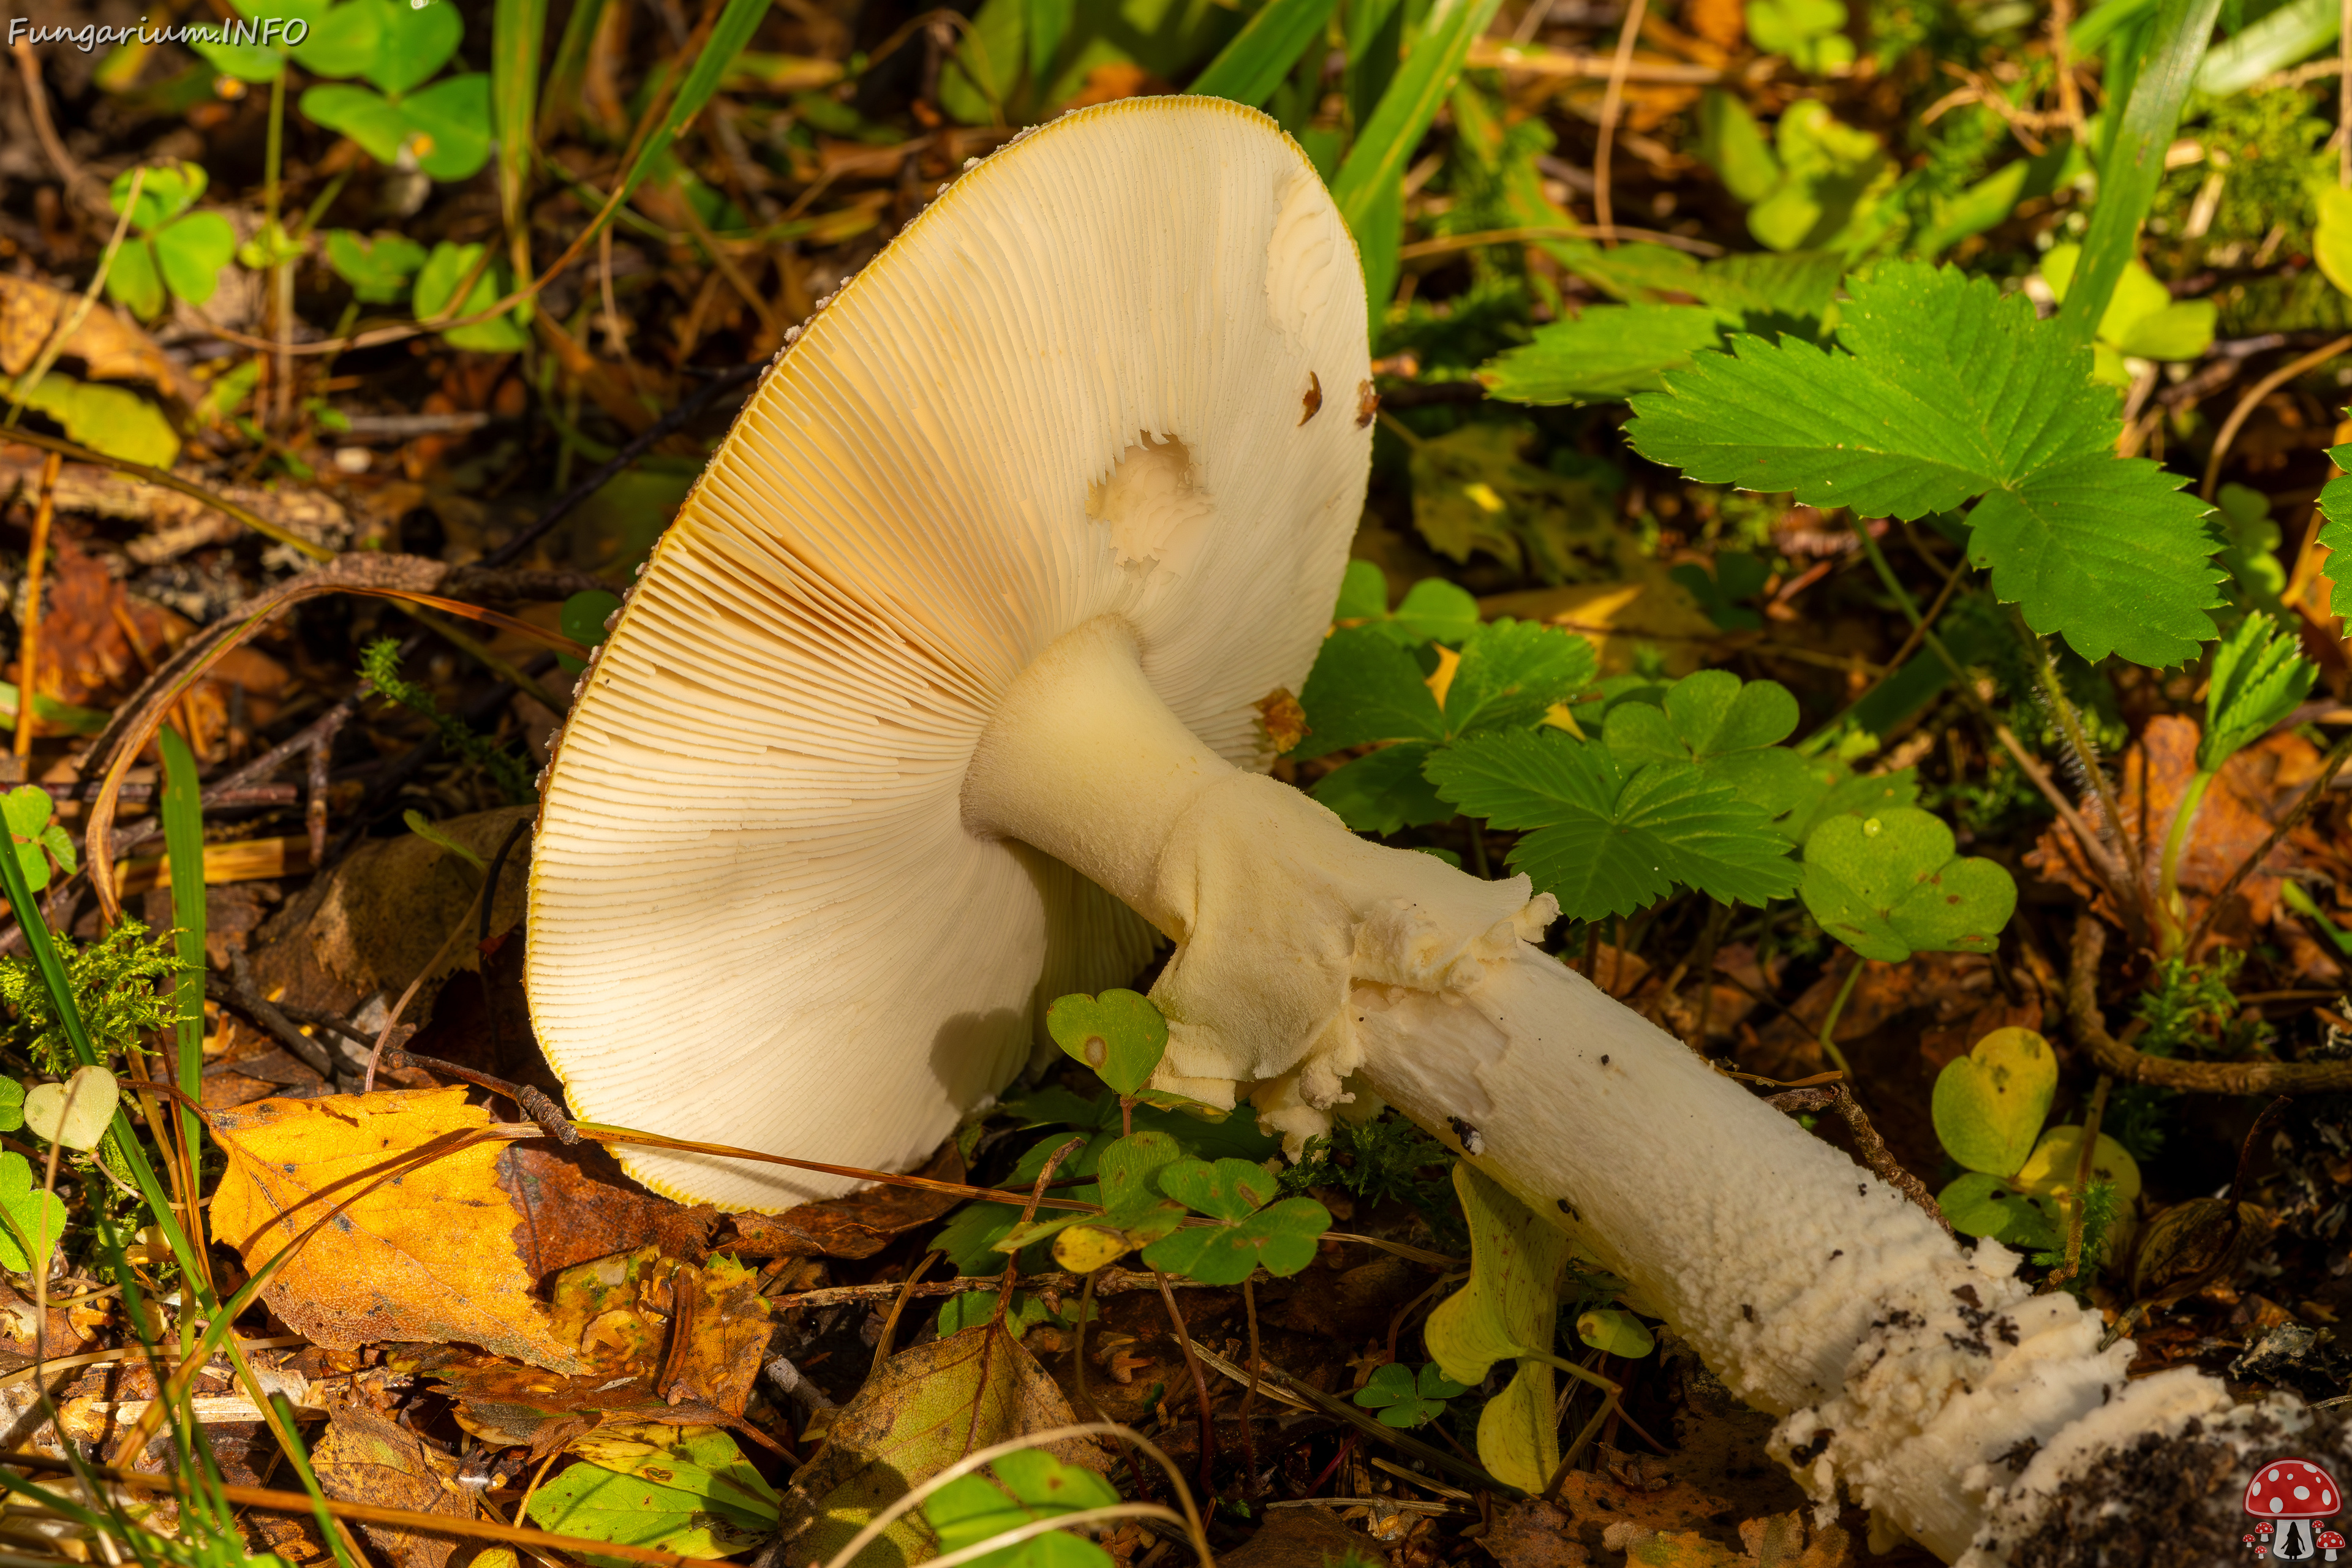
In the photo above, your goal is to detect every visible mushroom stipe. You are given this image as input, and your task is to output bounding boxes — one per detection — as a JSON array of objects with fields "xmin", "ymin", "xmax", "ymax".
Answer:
[{"xmin": 522, "ymin": 97, "xmax": 2350, "ymax": 1566}]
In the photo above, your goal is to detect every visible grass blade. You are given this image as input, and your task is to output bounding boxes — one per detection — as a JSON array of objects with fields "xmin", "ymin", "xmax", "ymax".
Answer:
[
  {"xmin": 1331, "ymin": 0, "xmax": 1508, "ymax": 322},
  {"xmin": 494, "ymin": 0, "xmax": 549, "ymax": 313},
  {"xmin": 157, "ymin": 726, "xmax": 206, "ymax": 1179},
  {"xmin": 1191, "ymin": 0, "xmax": 1338, "ymax": 110},
  {"xmin": 2059, "ymin": 0, "xmax": 2222, "ymax": 347},
  {"xmin": 617, "ymin": 0, "xmax": 771, "ymax": 206}
]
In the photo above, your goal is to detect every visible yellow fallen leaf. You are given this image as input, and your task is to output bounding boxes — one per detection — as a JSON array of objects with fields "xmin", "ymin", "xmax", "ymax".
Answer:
[
  {"xmin": 1483, "ymin": 560, "xmax": 1726, "ymax": 677},
  {"xmin": 208, "ymin": 1088, "xmax": 586, "ymax": 1372}
]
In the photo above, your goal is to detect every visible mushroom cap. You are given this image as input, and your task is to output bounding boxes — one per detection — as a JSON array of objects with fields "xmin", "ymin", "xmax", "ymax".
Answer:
[
  {"xmin": 526, "ymin": 98, "xmax": 1373, "ymax": 1211},
  {"xmin": 2245, "ymin": 1460, "xmax": 2343, "ymax": 1518}
]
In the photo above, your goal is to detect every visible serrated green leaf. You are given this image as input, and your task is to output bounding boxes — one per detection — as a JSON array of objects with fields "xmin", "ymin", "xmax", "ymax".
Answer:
[
  {"xmin": 1479, "ymin": 303, "xmax": 1724, "ymax": 404},
  {"xmin": 1931, "ymin": 1027, "xmax": 2056, "ymax": 1178},
  {"xmin": 1799, "ymin": 807, "xmax": 2016, "ymax": 961},
  {"xmin": 2200, "ymin": 613, "xmax": 2315, "ymax": 772},
  {"xmin": 1045, "ymin": 991, "xmax": 1167, "ymax": 1096},
  {"xmin": 1428, "ymin": 731, "xmax": 1799, "ymax": 920},
  {"xmin": 1625, "ymin": 261, "xmax": 2223, "ymax": 665},
  {"xmin": 1444, "ymin": 620, "xmax": 1596, "ymax": 737},
  {"xmin": 1295, "ymin": 627, "xmax": 1445, "ymax": 760},
  {"xmin": 1310, "ymin": 742, "xmax": 1450, "ymax": 835},
  {"xmin": 924, "ymin": 1449, "xmax": 1119, "ymax": 1568}
]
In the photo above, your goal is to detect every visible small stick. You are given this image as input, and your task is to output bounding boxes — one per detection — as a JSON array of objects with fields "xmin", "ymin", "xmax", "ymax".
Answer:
[
  {"xmin": 1152, "ymin": 1267, "xmax": 1218, "ymax": 1497},
  {"xmin": 13, "ymin": 453, "xmax": 59, "ymax": 758},
  {"xmin": 998, "ymin": 1135, "xmax": 1085, "ymax": 1321},
  {"xmin": 867, "ymin": 1250, "xmax": 944, "ymax": 1382},
  {"xmin": 1769, "ymin": 1083, "xmax": 1952, "ymax": 1236},
  {"xmin": 1238, "ymin": 1278, "xmax": 1263, "ymax": 1498}
]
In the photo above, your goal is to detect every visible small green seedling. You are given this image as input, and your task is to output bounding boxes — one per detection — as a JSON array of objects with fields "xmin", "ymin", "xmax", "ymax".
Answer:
[
  {"xmin": 24, "ymin": 1065, "xmax": 120, "ymax": 1153},
  {"xmin": 2283, "ymin": 881, "xmax": 2352, "ymax": 957},
  {"xmin": 1574, "ymin": 1307, "xmax": 1655, "ymax": 1359},
  {"xmin": 0, "ymin": 1152, "xmax": 67, "ymax": 1272},
  {"xmin": 404, "ymin": 810, "xmax": 489, "ymax": 874},
  {"xmin": 105, "ymin": 163, "xmax": 236, "ymax": 321},
  {"xmin": 922, "ymin": 1449, "xmax": 1121, "ymax": 1568},
  {"xmin": 324, "ymin": 231, "xmax": 429, "ymax": 304},
  {"xmin": 4, "ymin": 787, "xmax": 80, "ymax": 894},
  {"xmin": 1800, "ymin": 808, "xmax": 2018, "ymax": 962},
  {"xmin": 1353, "ymin": 1361, "xmax": 1469, "ymax": 1428},
  {"xmin": 1934, "ymin": 1028, "xmax": 2140, "ymax": 1261}
]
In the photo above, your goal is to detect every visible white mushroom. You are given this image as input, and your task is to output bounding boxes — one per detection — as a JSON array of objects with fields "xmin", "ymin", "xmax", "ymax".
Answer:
[{"xmin": 527, "ymin": 97, "xmax": 2342, "ymax": 1565}]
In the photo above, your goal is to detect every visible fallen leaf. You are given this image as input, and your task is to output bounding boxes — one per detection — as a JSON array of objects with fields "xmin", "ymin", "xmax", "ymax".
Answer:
[
  {"xmin": 777, "ymin": 1324, "xmax": 1106, "ymax": 1568},
  {"xmin": 729, "ymin": 1139, "xmax": 967, "ymax": 1259},
  {"xmin": 312, "ymin": 1406, "xmax": 480, "ymax": 1568},
  {"xmin": 207, "ymin": 1087, "xmax": 587, "ymax": 1371},
  {"xmin": 663, "ymin": 1256, "xmax": 772, "ymax": 1416},
  {"xmin": 529, "ymin": 1423, "xmax": 778, "ymax": 1566},
  {"xmin": 0, "ymin": 274, "xmax": 202, "ymax": 405},
  {"xmin": 2026, "ymin": 713, "xmax": 2328, "ymax": 943},
  {"xmin": 501, "ymin": 1137, "xmax": 718, "ymax": 1283},
  {"xmin": 1482, "ymin": 562, "xmax": 1729, "ymax": 677}
]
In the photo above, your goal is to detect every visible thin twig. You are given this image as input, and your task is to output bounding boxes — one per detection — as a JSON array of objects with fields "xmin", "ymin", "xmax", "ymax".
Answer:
[
  {"xmin": 867, "ymin": 1250, "xmax": 944, "ymax": 1382},
  {"xmin": 8, "ymin": 42, "xmax": 114, "ymax": 219},
  {"xmin": 1767, "ymin": 1084, "xmax": 1952, "ymax": 1235},
  {"xmin": 2202, "ymin": 336, "xmax": 2352, "ymax": 500},
  {"xmin": 1589, "ymin": 0, "xmax": 1652, "ymax": 242},
  {"xmin": 13, "ymin": 454, "xmax": 59, "ymax": 759},
  {"xmin": 1153, "ymin": 1268, "xmax": 1219, "ymax": 1496},
  {"xmin": 2067, "ymin": 914, "xmax": 2352, "ymax": 1093}
]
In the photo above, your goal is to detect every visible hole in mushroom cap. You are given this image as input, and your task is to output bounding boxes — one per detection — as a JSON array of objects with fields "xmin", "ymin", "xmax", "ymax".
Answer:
[{"xmin": 1087, "ymin": 434, "xmax": 1215, "ymax": 574}]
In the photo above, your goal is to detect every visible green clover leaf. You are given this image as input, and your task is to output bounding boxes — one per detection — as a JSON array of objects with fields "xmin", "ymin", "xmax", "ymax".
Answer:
[
  {"xmin": 1352, "ymin": 1362, "xmax": 1469, "ymax": 1428},
  {"xmin": 1931, "ymin": 1027, "xmax": 2057, "ymax": 1180},
  {"xmin": 1045, "ymin": 989, "xmax": 1167, "ymax": 1096},
  {"xmin": 325, "ymin": 230, "xmax": 429, "ymax": 304},
  {"xmin": 0, "ymin": 1080, "xmax": 23, "ymax": 1136},
  {"xmin": 1155, "ymin": 1157, "xmax": 1278, "ymax": 1221},
  {"xmin": 1799, "ymin": 806, "xmax": 2016, "ymax": 962},
  {"xmin": 1140, "ymin": 1196, "xmax": 1329, "ymax": 1285},
  {"xmin": 409, "ymin": 241, "xmax": 527, "ymax": 350},
  {"xmin": 0, "ymin": 1152, "xmax": 66, "ymax": 1271}
]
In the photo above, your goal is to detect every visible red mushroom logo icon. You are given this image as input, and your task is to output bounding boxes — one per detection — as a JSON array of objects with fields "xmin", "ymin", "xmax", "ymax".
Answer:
[
  {"xmin": 2245, "ymin": 1460, "xmax": 2343, "ymax": 1561},
  {"xmin": 2320, "ymin": 1529, "xmax": 2346, "ymax": 1561}
]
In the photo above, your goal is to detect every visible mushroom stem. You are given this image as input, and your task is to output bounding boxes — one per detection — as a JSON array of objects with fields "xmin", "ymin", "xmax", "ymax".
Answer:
[{"xmin": 960, "ymin": 615, "xmax": 2325, "ymax": 1564}]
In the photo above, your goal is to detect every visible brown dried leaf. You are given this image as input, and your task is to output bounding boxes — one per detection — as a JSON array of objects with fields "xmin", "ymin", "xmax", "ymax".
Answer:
[
  {"xmin": 208, "ymin": 1087, "xmax": 586, "ymax": 1371},
  {"xmin": 500, "ymin": 1137, "xmax": 717, "ymax": 1283},
  {"xmin": 663, "ymin": 1256, "xmax": 772, "ymax": 1417},
  {"xmin": 2025, "ymin": 714, "xmax": 2327, "ymax": 940},
  {"xmin": 1223, "ymin": 1506, "xmax": 1384, "ymax": 1568},
  {"xmin": 312, "ymin": 1406, "xmax": 479, "ymax": 1568},
  {"xmin": 0, "ymin": 274, "xmax": 202, "ymax": 405},
  {"xmin": 728, "ymin": 1140, "xmax": 965, "ymax": 1259}
]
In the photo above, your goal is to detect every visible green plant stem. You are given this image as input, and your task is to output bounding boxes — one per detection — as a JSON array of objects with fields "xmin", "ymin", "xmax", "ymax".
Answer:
[
  {"xmin": 2058, "ymin": 0, "xmax": 2222, "ymax": 348},
  {"xmin": 155, "ymin": 726, "xmax": 207, "ymax": 1328},
  {"xmin": 2013, "ymin": 608, "xmax": 2154, "ymax": 928},
  {"xmin": 1815, "ymin": 959, "xmax": 1863, "ymax": 1081},
  {"xmin": 2156, "ymin": 766, "xmax": 2214, "ymax": 943},
  {"xmin": 2043, "ymin": 1074, "xmax": 2111, "ymax": 1294}
]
